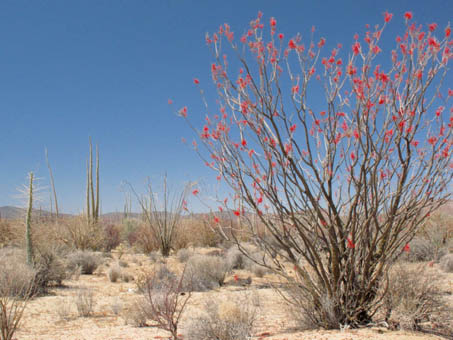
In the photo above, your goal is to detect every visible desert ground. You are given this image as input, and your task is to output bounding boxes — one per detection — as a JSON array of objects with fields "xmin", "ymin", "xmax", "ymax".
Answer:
[{"xmin": 11, "ymin": 247, "xmax": 453, "ymax": 340}]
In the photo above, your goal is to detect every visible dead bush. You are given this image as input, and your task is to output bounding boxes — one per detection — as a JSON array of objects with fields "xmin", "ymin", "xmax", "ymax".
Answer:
[
  {"xmin": 184, "ymin": 255, "xmax": 229, "ymax": 291},
  {"xmin": 66, "ymin": 251, "xmax": 101, "ymax": 275},
  {"xmin": 186, "ymin": 294, "xmax": 258, "ymax": 340},
  {"xmin": 382, "ymin": 263, "xmax": 452, "ymax": 331},
  {"xmin": 0, "ymin": 283, "xmax": 34, "ymax": 340},
  {"xmin": 133, "ymin": 267, "xmax": 191, "ymax": 339},
  {"xmin": 439, "ymin": 254, "xmax": 453, "ymax": 273}
]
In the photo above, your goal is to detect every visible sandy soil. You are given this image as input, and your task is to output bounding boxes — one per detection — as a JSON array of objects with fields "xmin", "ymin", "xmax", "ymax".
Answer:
[{"xmin": 15, "ymin": 251, "xmax": 452, "ymax": 340}]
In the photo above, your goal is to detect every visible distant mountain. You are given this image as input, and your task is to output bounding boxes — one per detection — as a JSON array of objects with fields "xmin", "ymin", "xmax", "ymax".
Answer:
[
  {"xmin": 0, "ymin": 206, "xmax": 65, "ymax": 220},
  {"xmin": 0, "ymin": 206, "xmax": 25, "ymax": 220},
  {"xmin": 1, "ymin": 200, "xmax": 451, "ymax": 221}
]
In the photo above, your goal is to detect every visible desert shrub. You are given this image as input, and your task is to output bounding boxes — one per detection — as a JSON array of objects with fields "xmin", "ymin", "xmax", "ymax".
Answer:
[
  {"xmin": 133, "ymin": 224, "xmax": 159, "ymax": 254},
  {"xmin": 58, "ymin": 217, "xmax": 104, "ymax": 250},
  {"xmin": 179, "ymin": 218, "xmax": 223, "ymax": 248},
  {"xmin": 118, "ymin": 260, "xmax": 128, "ymax": 267},
  {"xmin": 103, "ymin": 223, "xmax": 121, "ymax": 252},
  {"xmin": 403, "ymin": 237, "xmax": 448, "ymax": 263},
  {"xmin": 285, "ymin": 284, "xmax": 342, "ymax": 330},
  {"xmin": 176, "ymin": 248, "xmax": 193, "ymax": 263},
  {"xmin": 34, "ymin": 245, "xmax": 68, "ymax": 288},
  {"xmin": 184, "ymin": 255, "xmax": 229, "ymax": 291},
  {"xmin": 120, "ymin": 218, "xmax": 142, "ymax": 247},
  {"xmin": 136, "ymin": 264, "xmax": 177, "ymax": 293},
  {"xmin": 0, "ymin": 286, "xmax": 33, "ymax": 340},
  {"xmin": 382, "ymin": 263, "xmax": 452, "ymax": 331},
  {"xmin": 186, "ymin": 294, "xmax": 257, "ymax": 340},
  {"xmin": 440, "ymin": 254, "xmax": 453, "ymax": 273},
  {"xmin": 226, "ymin": 245, "xmax": 270, "ymax": 278},
  {"xmin": 75, "ymin": 287, "xmax": 95, "ymax": 317},
  {"xmin": 108, "ymin": 265, "xmax": 122, "ymax": 283},
  {"xmin": 250, "ymin": 265, "xmax": 266, "ymax": 278},
  {"xmin": 66, "ymin": 251, "xmax": 101, "ymax": 275},
  {"xmin": 0, "ymin": 248, "xmax": 37, "ymax": 340},
  {"xmin": 0, "ymin": 220, "xmax": 15, "ymax": 248},
  {"xmin": 0, "ymin": 248, "xmax": 38, "ymax": 297},
  {"xmin": 226, "ymin": 246, "xmax": 245, "ymax": 270},
  {"xmin": 134, "ymin": 268, "xmax": 191, "ymax": 340}
]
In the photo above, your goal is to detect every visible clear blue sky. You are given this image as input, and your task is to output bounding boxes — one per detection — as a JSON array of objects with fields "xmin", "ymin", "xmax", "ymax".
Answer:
[{"xmin": 0, "ymin": 0, "xmax": 452, "ymax": 213}]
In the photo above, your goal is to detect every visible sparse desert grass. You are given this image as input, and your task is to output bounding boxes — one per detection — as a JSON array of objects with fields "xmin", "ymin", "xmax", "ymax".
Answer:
[
  {"xmin": 75, "ymin": 287, "xmax": 96, "ymax": 317},
  {"xmin": 55, "ymin": 298, "xmax": 73, "ymax": 321},
  {"xmin": 186, "ymin": 293, "xmax": 258, "ymax": 340}
]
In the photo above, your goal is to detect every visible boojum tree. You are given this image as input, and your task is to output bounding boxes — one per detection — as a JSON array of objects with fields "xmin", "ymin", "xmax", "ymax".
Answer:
[{"xmin": 178, "ymin": 11, "xmax": 453, "ymax": 328}]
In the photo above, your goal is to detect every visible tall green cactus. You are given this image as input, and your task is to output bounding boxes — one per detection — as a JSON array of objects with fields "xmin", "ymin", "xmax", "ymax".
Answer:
[
  {"xmin": 25, "ymin": 172, "xmax": 34, "ymax": 266},
  {"xmin": 86, "ymin": 138, "xmax": 100, "ymax": 224}
]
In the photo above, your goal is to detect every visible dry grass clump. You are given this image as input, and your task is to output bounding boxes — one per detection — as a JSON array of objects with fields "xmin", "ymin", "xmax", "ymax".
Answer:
[
  {"xmin": 66, "ymin": 250, "xmax": 101, "ymax": 275},
  {"xmin": 58, "ymin": 217, "xmax": 104, "ymax": 250},
  {"xmin": 176, "ymin": 218, "xmax": 223, "ymax": 248},
  {"xmin": 75, "ymin": 287, "xmax": 96, "ymax": 317},
  {"xmin": 185, "ymin": 294, "xmax": 258, "ymax": 340},
  {"xmin": 439, "ymin": 253, "xmax": 453, "ymax": 273},
  {"xmin": 184, "ymin": 255, "xmax": 229, "ymax": 291},
  {"xmin": 107, "ymin": 264, "xmax": 122, "ymax": 283},
  {"xmin": 0, "ymin": 220, "xmax": 16, "ymax": 248},
  {"xmin": 0, "ymin": 249, "xmax": 36, "ymax": 340},
  {"xmin": 126, "ymin": 299, "xmax": 148, "ymax": 327},
  {"xmin": 285, "ymin": 286, "xmax": 342, "ymax": 330},
  {"xmin": 107, "ymin": 262, "xmax": 132, "ymax": 283},
  {"xmin": 55, "ymin": 298, "xmax": 73, "ymax": 321},
  {"xmin": 226, "ymin": 245, "xmax": 270, "ymax": 278},
  {"xmin": 176, "ymin": 248, "xmax": 193, "ymax": 263},
  {"xmin": 0, "ymin": 248, "xmax": 37, "ymax": 297},
  {"xmin": 382, "ymin": 263, "xmax": 452, "ymax": 331}
]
